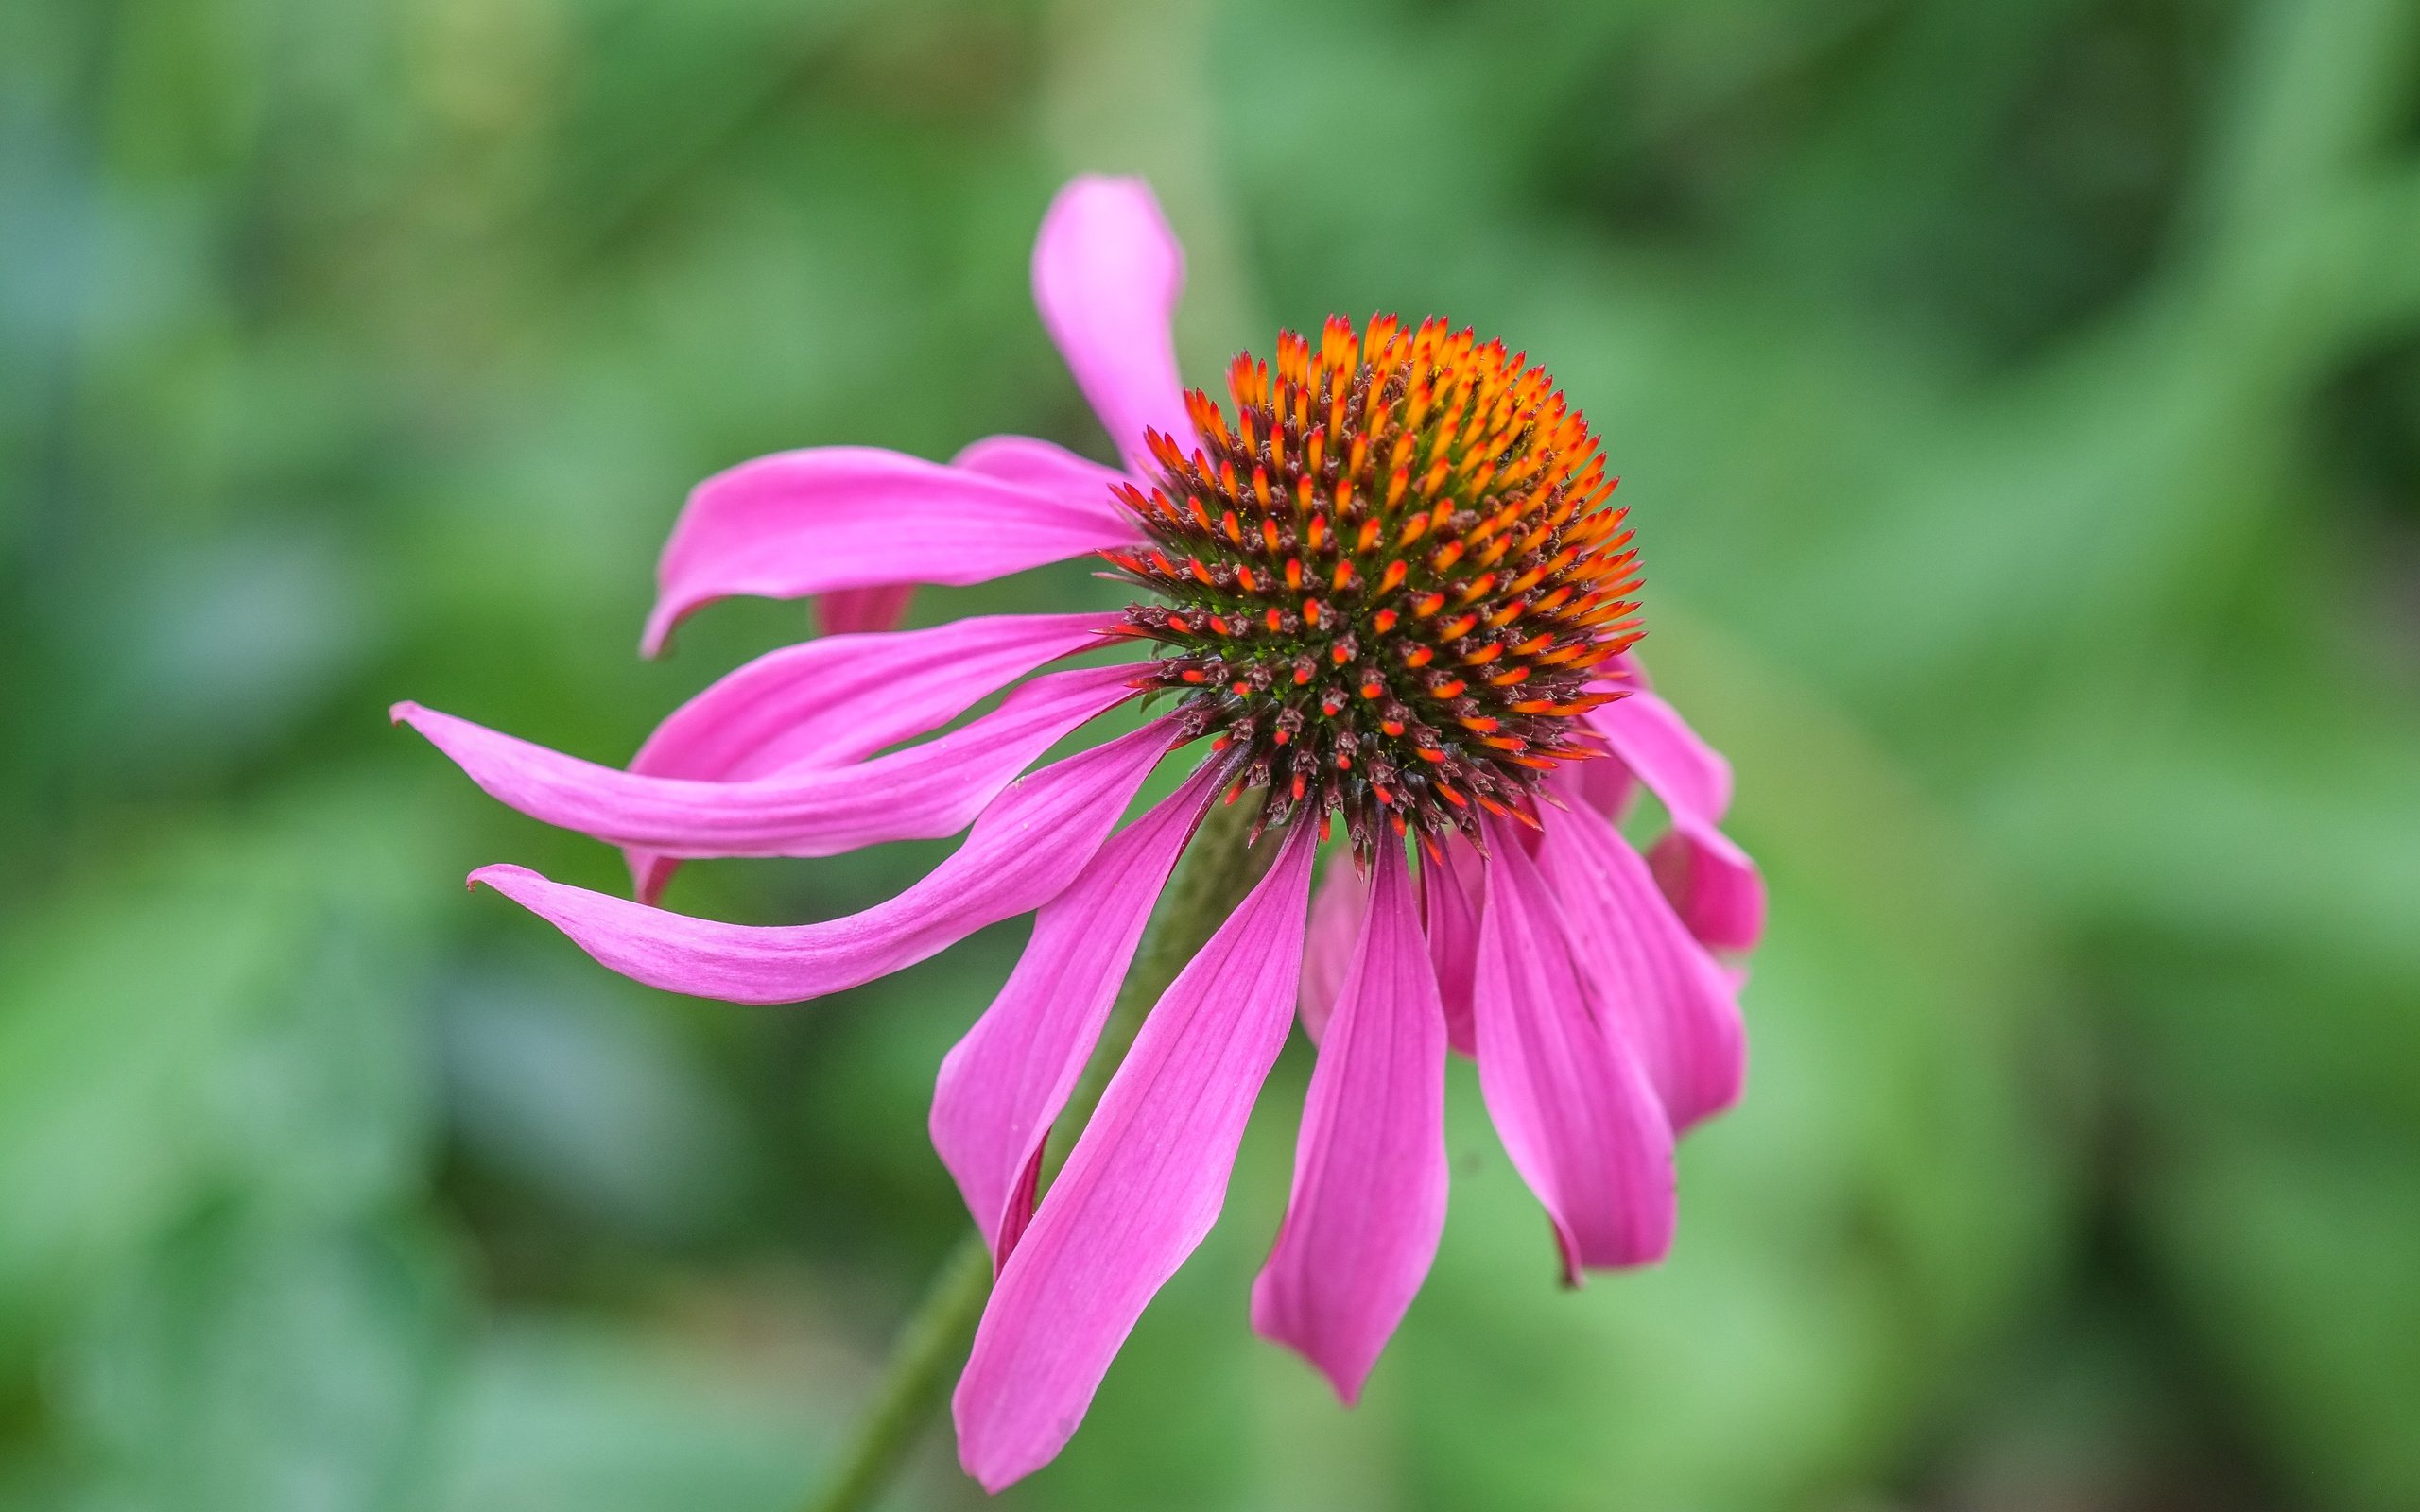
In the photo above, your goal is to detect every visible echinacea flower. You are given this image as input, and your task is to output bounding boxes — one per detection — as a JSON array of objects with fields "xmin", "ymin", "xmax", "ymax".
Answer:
[{"xmin": 395, "ymin": 176, "xmax": 1763, "ymax": 1491}]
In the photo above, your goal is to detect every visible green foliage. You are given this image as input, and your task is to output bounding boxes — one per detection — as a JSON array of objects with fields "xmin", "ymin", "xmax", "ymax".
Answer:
[{"xmin": 2, "ymin": 0, "xmax": 2414, "ymax": 1507}]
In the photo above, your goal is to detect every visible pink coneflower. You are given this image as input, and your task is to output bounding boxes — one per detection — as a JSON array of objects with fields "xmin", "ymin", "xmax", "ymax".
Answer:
[{"xmin": 395, "ymin": 176, "xmax": 1762, "ymax": 1491}]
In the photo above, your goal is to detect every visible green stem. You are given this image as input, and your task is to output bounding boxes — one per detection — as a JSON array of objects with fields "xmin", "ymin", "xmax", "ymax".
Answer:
[
  {"xmin": 801, "ymin": 1234, "xmax": 993, "ymax": 1512},
  {"xmin": 1043, "ymin": 789, "xmax": 1280, "ymax": 1184},
  {"xmin": 802, "ymin": 791, "xmax": 1274, "ymax": 1512}
]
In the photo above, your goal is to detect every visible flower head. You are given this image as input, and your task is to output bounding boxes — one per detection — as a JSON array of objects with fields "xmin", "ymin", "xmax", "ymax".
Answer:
[
  {"xmin": 395, "ymin": 175, "xmax": 1762, "ymax": 1492},
  {"xmin": 1110, "ymin": 317, "xmax": 1637, "ymax": 858}
]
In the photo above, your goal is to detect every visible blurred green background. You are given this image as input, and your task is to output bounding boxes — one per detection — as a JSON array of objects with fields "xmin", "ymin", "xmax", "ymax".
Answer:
[{"xmin": 5, "ymin": 0, "xmax": 2418, "ymax": 1507}]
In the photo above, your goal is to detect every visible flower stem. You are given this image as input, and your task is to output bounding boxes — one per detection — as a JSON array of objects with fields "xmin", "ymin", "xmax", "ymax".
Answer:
[
  {"xmin": 1046, "ymin": 789, "xmax": 1280, "ymax": 1186},
  {"xmin": 800, "ymin": 1233, "xmax": 992, "ymax": 1512},
  {"xmin": 802, "ymin": 791, "xmax": 1275, "ymax": 1512}
]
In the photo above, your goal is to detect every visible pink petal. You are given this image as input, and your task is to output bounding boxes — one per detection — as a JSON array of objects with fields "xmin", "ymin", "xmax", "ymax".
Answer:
[
  {"xmin": 1422, "ymin": 838, "xmax": 1482, "ymax": 1057},
  {"xmin": 1472, "ymin": 815, "xmax": 1675, "ymax": 1280},
  {"xmin": 643, "ymin": 446, "xmax": 1141, "ymax": 655},
  {"xmin": 1568, "ymin": 749, "xmax": 1638, "ymax": 821},
  {"xmin": 1587, "ymin": 684, "xmax": 1765, "ymax": 952},
  {"xmin": 1297, "ymin": 857, "xmax": 1369, "ymax": 1045},
  {"xmin": 393, "ymin": 663, "xmax": 1135, "ymax": 860},
  {"xmin": 932, "ymin": 757, "xmax": 1229, "ymax": 1267},
  {"xmin": 812, "ymin": 584, "xmax": 917, "ymax": 636},
  {"xmin": 1537, "ymin": 794, "xmax": 1747, "ymax": 1133},
  {"xmin": 463, "ymin": 719, "xmax": 1180, "ymax": 1005},
  {"xmin": 802, "ymin": 436, "xmax": 1127, "ymax": 644},
  {"xmin": 953, "ymin": 819, "xmax": 1319, "ymax": 1492},
  {"xmin": 1030, "ymin": 177, "xmax": 1193, "ymax": 473},
  {"xmin": 1651, "ymin": 820, "xmax": 1768, "ymax": 953},
  {"xmin": 1251, "ymin": 842, "xmax": 1449, "ymax": 1403},
  {"xmin": 953, "ymin": 434, "xmax": 1132, "ymax": 500},
  {"xmin": 630, "ymin": 612, "xmax": 1120, "ymax": 782},
  {"xmin": 623, "ymin": 611, "xmax": 1118, "ymax": 901},
  {"xmin": 1589, "ymin": 688, "xmax": 1732, "ymax": 825}
]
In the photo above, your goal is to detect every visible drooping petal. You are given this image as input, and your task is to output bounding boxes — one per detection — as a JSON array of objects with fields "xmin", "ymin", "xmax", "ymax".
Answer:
[
  {"xmin": 1589, "ymin": 688, "xmax": 1732, "ymax": 823},
  {"xmin": 1651, "ymin": 821, "xmax": 1767, "ymax": 954},
  {"xmin": 629, "ymin": 613, "xmax": 1121, "ymax": 784},
  {"xmin": 1030, "ymin": 176, "xmax": 1193, "ymax": 473},
  {"xmin": 1251, "ymin": 842, "xmax": 1448, "ymax": 1402},
  {"xmin": 622, "ymin": 611, "xmax": 1119, "ymax": 901},
  {"xmin": 812, "ymin": 584, "xmax": 917, "ymax": 636},
  {"xmin": 463, "ymin": 720, "xmax": 1180, "ymax": 1005},
  {"xmin": 953, "ymin": 820, "xmax": 1319, "ymax": 1493},
  {"xmin": 643, "ymin": 446, "xmax": 1142, "ymax": 655},
  {"xmin": 1471, "ymin": 814, "xmax": 1674, "ymax": 1280},
  {"xmin": 393, "ymin": 663, "xmax": 1136, "ymax": 860},
  {"xmin": 1589, "ymin": 686, "xmax": 1766, "ymax": 952},
  {"xmin": 932, "ymin": 757, "xmax": 1228, "ymax": 1267},
  {"xmin": 953, "ymin": 434, "xmax": 1132, "ymax": 500},
  {"xmin": 1422, "ymin": 838, "xmax": 1482, "ymax": 1058},
  {"xmin": 1296, "ymin": 857, "xmax": 1368, "ymax": 1045},
  {"xmin": 1537, "ymin": 793, "xmax": 1747, "ymax": 1132}
]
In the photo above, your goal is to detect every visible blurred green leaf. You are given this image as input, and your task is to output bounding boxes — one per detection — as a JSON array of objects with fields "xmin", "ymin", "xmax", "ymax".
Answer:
[
  {"xmin": 0, "ymin": 780, "xmax": 446, "ymax": 1357},
  {"xmin": 426, "ymin": 1314, "xmax": 833, "ymax": 1512},
  {"xmin": 438, "ymin": 954, "xmax": 754, "ymax": 1243},
  {"xmin": 51, "ymin": 1208, "xmax": 458, "ymax": 1512}
]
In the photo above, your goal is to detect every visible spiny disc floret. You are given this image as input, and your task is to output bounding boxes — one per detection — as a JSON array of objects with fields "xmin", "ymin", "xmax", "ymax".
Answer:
[{"xmin": 1107, "ymin": 314, "xmax": 1643, "ymax": 859}]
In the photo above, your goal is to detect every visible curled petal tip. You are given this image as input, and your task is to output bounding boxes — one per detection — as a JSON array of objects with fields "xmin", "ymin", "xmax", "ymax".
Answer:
[
  {"xmin": 465, "ymin": 863, "xmax": 536, "ymax": 895},
  {"xmin": 388, "ymin": 699, "xmax": 423, "ymax": 727}
]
